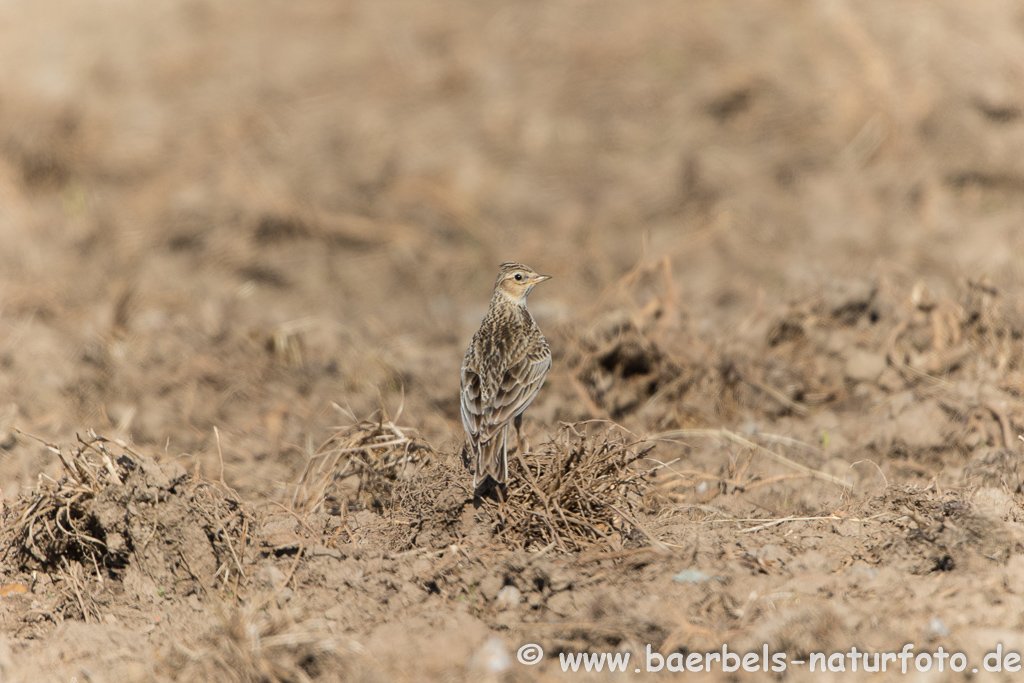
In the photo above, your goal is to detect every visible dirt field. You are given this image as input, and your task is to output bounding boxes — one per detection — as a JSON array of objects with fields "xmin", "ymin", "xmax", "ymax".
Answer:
[{"xmin": 3, "ymin": 0, "xmax": 1024, "ymax": 680}]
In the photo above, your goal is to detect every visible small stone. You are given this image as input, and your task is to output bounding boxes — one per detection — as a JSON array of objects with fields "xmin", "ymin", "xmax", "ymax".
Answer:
[
  {"xmin": 927, "ymin": 617, "xmax": 950, "ymax": 638},
  {"xmin": 494, "ymin": 585, "xmax": 522, "ymax": 611},
  {"xmin": 547, "ymin": 568, "xmax": 573, "ymax": 592},
  {"xmin": 672, "ymin": 569, "xmax": 722, "ymax": 584},
  {"xmin": 478, "ymin": 574, "xmax": 504, "ymax": 601},
  {"xmin": 469, "ymin": 636, "xmax": 510, "ymax": 675},
  {"xmin": 105, "ymin": 532, "xmax": 126, "ymax": 554}
]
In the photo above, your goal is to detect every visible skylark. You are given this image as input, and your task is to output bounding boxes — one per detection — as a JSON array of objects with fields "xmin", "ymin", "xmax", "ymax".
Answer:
[{"xmin": 461, "ymin": 262, "xmax": 552, "ymax": 488}]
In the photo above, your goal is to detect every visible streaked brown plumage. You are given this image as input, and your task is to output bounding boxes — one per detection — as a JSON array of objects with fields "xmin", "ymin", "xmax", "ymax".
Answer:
[{"xmin": 461, "ymin": 262, "xmax": 552, "ymax": 488}]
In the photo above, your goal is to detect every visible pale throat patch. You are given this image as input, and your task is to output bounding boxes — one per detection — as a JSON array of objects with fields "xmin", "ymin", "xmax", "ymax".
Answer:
[{"xmin": 498, "ymin": 283, "xmax": 531, "ymax": 306}]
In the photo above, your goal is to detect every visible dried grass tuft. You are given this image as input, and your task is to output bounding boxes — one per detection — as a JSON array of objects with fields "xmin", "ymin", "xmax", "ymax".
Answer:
[
  {"xmin": 481, "ymin": 422, "xmax": 664, "ymax": 553},
  {"xmin": 0, "ymin": 428, "xmax": 257, "ymax": 613},
  {"xmin": 291, "ymin": 407, "xmax": 436, "ymax": 517},
  {"xmin": 1, "ymin": 429, "xmax": 132, "ymax": 571}
]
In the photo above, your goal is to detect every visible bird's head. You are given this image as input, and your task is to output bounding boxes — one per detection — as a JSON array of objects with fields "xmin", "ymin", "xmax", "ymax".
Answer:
[{"xmin": 493, "ymin": 262, "xmax": 551, "ymax": 305}]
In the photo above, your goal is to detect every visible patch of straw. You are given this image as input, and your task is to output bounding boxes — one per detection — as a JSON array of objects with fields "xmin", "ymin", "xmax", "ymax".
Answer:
[
  {"xmin": 1, "ymin": 429, "xmax": 123, "ymax": 570},
  {"xmin": 290, "ymin": 406, "xmax": 435, "ymax": 517},
  {"xmin": 479, "ymin": 421, "xmax": 664, "ymax": 553}
]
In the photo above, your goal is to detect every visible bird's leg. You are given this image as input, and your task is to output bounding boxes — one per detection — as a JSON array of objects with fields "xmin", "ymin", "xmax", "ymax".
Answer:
[{"xmin": 514, "ymin": 414, "xmax": 529, "ymax": 455}]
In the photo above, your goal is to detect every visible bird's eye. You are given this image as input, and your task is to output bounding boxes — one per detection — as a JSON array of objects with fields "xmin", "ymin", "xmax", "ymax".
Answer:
[{"xmin": 514, "ymin": 273, "xmax": 523, "ymax": 281}]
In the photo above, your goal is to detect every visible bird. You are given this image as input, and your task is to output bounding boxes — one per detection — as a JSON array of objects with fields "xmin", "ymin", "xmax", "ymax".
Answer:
[{"xmin": 461, "ymin": 262, "xmax": 552, "ymax": 489}]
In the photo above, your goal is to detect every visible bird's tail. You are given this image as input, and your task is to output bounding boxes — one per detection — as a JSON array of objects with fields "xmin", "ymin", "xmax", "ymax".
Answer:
[{"xmin": 473, "ymin": 424, "xmax": 510, "ymax": 487}]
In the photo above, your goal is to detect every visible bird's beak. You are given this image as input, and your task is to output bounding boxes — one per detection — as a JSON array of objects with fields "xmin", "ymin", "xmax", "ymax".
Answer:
[{"xmin": 532, "ymin": 274, "xmax": 552, "ymax": 284}]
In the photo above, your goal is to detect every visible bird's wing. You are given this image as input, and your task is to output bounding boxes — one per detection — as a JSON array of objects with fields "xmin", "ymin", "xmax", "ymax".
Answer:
[
  {"xmin": 489, "ymin": 347, "xmax": 551, "ymax": 426},
  {"xmin": 460, "ymin": 361, "xmax": 485, "ymax": 444},
  {"xmin": 461, "ymin": 349, "xmax": 550, "ymax": 445}
]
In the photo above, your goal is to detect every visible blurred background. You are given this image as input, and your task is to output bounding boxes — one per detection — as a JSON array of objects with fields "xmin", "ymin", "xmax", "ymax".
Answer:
[{"xmin": 1, "ymin": 0, "xmax": 1023, "ymax": 498}]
